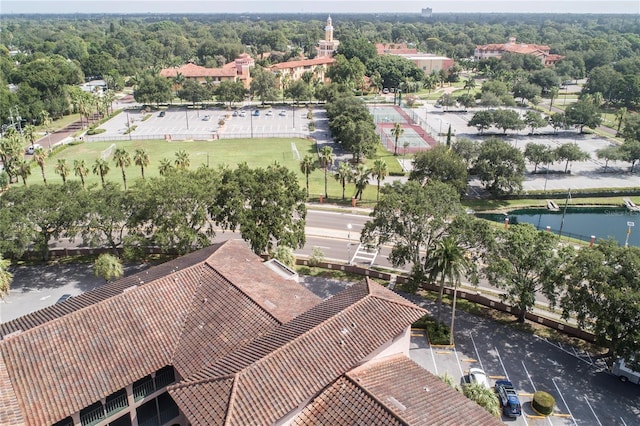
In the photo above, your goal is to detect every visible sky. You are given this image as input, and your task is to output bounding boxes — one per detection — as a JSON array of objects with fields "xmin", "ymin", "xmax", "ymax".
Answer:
[{"xmin": 2, "ymin": 0, "xmax": 639, "ymax": 15}]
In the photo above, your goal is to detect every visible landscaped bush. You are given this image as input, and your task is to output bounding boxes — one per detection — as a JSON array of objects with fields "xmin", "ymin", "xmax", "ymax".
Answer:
[
  {"xmin": 412, "ymin": 315, "xmax": 451, "ymax": 345},
  {"xmin": 86, "ymin": 126, "xmax": 106, "ymax": 135},
  {"xmin": 532, "ymin": 391, "xmax": 555, "ymax": 416}
]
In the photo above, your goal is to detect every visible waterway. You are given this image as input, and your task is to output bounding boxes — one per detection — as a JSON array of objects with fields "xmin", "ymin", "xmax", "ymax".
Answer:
[{"xmin": 477, "ymin": 207, "xmax": 640, "ymax": 247}]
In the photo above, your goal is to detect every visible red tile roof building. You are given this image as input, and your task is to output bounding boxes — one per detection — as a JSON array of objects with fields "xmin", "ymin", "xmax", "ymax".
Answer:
[
  {"xmin": 269, "ymin": 56, "xmax": 336, "ymax": 89},
  {"xmin": 474, "ymin": 37, "xmax": 564, "ymax": 66},
  {"xmin": 159, "ymin": 53, "xmax": 255, "ymax": 90},
  {"xmin": 0, "ymin": 240, "xmax": 503, "ymax": 426}
]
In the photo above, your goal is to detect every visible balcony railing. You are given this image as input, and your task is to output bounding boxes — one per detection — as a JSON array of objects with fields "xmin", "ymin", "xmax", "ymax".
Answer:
[
  {"xmin": 133, "ymin": 377, "xmax": 155, "ymax": 402},
  {"xmin": 80, "ymin": 404, "xmax": 105, "ymax": 426},
  {"xmin": 105, "ymin": 392, "xmax": 129, "ymax": 417},
  {"xmin": 154, "ymin": 368, "xmax": 175, "ymax": 389}
]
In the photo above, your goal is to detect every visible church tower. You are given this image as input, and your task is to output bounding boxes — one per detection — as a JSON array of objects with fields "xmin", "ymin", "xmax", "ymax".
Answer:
[{"xmin": 317, "ymin": 16, "xmax": 340, "ymax": 58}]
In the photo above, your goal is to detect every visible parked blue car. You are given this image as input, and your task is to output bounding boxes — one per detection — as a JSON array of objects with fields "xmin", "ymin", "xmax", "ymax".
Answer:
[{"xmin": 495, "ymin": 380, "xmax": 522, "ymax": 418}]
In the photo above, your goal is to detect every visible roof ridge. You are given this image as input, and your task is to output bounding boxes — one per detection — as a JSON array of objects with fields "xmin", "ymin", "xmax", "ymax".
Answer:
[
  {"xmin": 223, "ymin": 373, "xmax": 239, "ymax": 426},
  {"xmin": 343, "ymin": 373, "xmax": 410, "ymax": 426},
  {"xmin": 205, "ymin": 263, "xmax": 282, "ymax": 325},
  {"xmin": 191, "ymin": 281, "xmax": 372, "ymax": 379}
]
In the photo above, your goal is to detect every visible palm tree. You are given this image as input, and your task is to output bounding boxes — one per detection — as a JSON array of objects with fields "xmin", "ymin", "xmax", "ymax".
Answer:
[
  {"xmin": 334, "ymin": 161, "xmax": 352, "ymax": 201},
  {"xmin": 23, "ymin": 124, "xmax": 37, "ymax": 147},
  {"xmin": 426, "ymin": 237, "xmax": 471, "ymax": 340},
  {"xmin": 299, "ymin": 154, "xmax": 316, "ymax": 198},
  {"xmin": 319, "ymin": 146, "xmax": 335, "ymax": 200},
  {"xmin": 159, "ymin": 158, "xmax": 174, "ymax": 176},
  {"xmin": 92, "ymin": 158, "xmax": 110, "ymax": 188},
  {"xmin": 0, "ymin": 254, "xmax": 12, "ymax": 300},
  {"xmin": 74, "ymin": 159, "xmax": 89, "ymax": 189},
  {"xmin": 133, "ymin": 148, "xmax": 150, "ymax": 179},
  {"xmin": 174, "ymin": 150, "xmax": 190, "ymax": 170},
  {"xmin": 390, "ymin": 122, "xmax": 404, "ymax": 156},
  {"xmin": 370, "ymin": 159, "xmax": 388, "ymax": 201},
  {"xmin": 112, "ymin": 148, "xmax": 132, "ymax": 190},
  {"xmin": 615, "ymin": 107, "xmax": 627, "ymax": 134},
  {"xmin": 32, "ymin": 147, "xmax": 48, "ymax": 185},
  {"xmin": 463, "ymin": 77, "xmax": 476, "ymax": 94},
  {"xmin": 350, "ymin": 164, "xmax": 370, "ymax": 201},
  {"xmin": 548, "ymin": 86, "xmax": 559, "ymax": 111},
  {"xmin": 16, "ymin": 159, "xmax": 31, "ymax": 186},
  {"xmin": 55, "ymin": 158, "xmax": 70, "ymax": 184}
]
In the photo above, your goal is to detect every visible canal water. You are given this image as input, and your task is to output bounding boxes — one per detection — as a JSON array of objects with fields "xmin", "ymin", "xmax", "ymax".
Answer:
[{"xmin": 477, "ymin": 207, "xmax": 640, "ymax": 247}]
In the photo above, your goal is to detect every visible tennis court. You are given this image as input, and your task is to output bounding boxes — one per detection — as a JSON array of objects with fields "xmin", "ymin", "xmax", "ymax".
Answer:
[
  {"xmin": 370, "ymin": 105, "xmax": 411, "ymax": 124},
  {"xmin": 370, "ymin": 105, "xmax": 437, "ymax": 154}
]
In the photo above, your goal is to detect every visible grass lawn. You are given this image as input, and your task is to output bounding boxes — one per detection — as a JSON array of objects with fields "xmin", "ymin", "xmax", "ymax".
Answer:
[{"xmin": 31, "ymin": 137, "xmax": 406, "ymax": 204}]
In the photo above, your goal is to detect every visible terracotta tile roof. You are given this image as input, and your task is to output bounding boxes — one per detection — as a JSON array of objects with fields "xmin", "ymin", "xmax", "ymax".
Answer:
[
  {"xmin": 0, "ymin": 240, "xmax": 321, "ymax": 426},
  {"xmin": 168, "ymin": 279, "xmax": 427, "ymax": 426},
  {"xmin": 207, "ymin": 239, "xmax": 320, "ymax": 323},
  {"xmin": 346, "ymin": 355, "xmax": 504, "ymax": 425},
  {"xmin": 1, "ymin": 266, "xmax": 202, "ymax": 425},
  {"xmin": 159, "ymin": 62, "xmax": 237, "ymax": 78},
  {"xmin": 270, "ymin": 56, "xmax": 335, "ymax": 71},
  {"xmin": 291, "ymin": 376, "xmax": 405, "ymax": 425},
  {"xmin": 0, "ymin": 244, "xmax": 221, "ymax": 339},
  {"xmin": 475, "ymin": 42, "xmax": 551, "ymax": 55}
]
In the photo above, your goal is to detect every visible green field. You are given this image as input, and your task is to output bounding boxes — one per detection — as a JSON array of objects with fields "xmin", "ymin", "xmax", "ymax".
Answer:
[{"xmin": 32, "ymin": 137, "xmax": 406, "ymax": 205}]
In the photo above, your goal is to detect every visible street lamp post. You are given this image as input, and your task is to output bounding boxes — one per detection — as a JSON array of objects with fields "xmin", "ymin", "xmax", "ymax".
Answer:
[
  {"xmin": 292, "ymin": 102, "xmax": 295, "ymax": 131},
  {"xmin": 347, "ymin": 223, "xmax": 352, "ymax": 264},
  {"xmin": 185, "ymin": 109, "xmax": 190, "ymax": 130},
  {"xmin": 625, "ymin": 221, "xmax": 635, "ymax": 247},
  {"xmin": 250, "ymin": 110, "xmax": 254, "ymax": 138},
  {"xmin": 126, "ymin": 112, "xmax": 132, "ymax": 141}
]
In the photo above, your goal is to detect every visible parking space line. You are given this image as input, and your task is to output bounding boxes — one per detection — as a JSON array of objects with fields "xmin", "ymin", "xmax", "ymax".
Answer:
[
  {"xmin": 494, "ymin": 346, "xmax": 509, "ymax": 381},
  {"xmin": 584, "ymin": 395, "xmax": 603, "ymax": 426},
  {"xmin": 522, "ymin": 361, "xmax": 536, "ymax": 392},
  {"xmin": 453, "ymin": 346, "xmax": 464, "ymax": 378},
  {"xmin": 620, "ymin": 416, "xmax": 628, "ymax": 426},
  {"xmin": 552, "ymin": 378, "xmax": 578, "ymax": 426},
  {"xmin": 469, "ymin": 333, "xmax": 485, "ymax": 371},
  {"xmin": 429, "ymin": 344, "xmax": 438, "ymax": 375}
]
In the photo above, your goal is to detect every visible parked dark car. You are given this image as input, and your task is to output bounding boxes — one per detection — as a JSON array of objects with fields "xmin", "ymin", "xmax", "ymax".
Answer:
[
  {"xmin": 158, "ymin": 111, "xmax": 166, "ymax": 117},
  {"xmin": 495, "ymin": 380, "xmax": 522, "ymax": 418}
]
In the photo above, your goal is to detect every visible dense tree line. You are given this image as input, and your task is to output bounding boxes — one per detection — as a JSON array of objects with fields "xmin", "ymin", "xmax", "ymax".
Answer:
[
  {"xmin": 361, "ymin": 179, "xmax": 640, "ymax": 361},
  {"xmin": 0, "ymin": 164, "xmax": 306, "ymax": 260},
  {"xmin": 3, "ymin": 13, "xmax": 640, "ymax": 124}
]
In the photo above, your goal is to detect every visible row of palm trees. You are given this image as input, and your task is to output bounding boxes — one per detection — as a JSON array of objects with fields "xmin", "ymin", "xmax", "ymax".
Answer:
[
  {"xmin": 19, "ymin": 147, "xmax": 192, "ymax": 189},
  {"xmin": 299, "ymin": 146, "xmax": 390, "ymax": 202}
]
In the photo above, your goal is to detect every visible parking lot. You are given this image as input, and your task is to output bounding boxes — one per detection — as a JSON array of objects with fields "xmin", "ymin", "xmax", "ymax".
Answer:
[
  {"xmin": 418, "ymin": 105, "xmax": 639, "ymax": 193},
  {"xmin": 408, "ymin": 295, "xmax": 640, "ymax": 425},
  {"xmin": 90, "ymin": 105, "xmax": 311, "ymax": 141}
]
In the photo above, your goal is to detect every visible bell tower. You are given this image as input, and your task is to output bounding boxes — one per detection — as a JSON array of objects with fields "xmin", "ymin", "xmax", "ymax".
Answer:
[
  {"xmin": 317, "ymin": 16, "xmax": 340, "ymax": 58},
  {"xmin": 325, "ymin": 16, "xmax": 334, "ymax": 42}
]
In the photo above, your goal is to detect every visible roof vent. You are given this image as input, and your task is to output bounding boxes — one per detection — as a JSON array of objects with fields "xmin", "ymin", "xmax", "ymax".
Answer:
[
  {"xmin": 263, "ymin": 299, "xmax": 277, "ymax": 310},
  {"xmin": 339, "ymin": 339, "xmax": 345, "ymax": 347},
  {"xmin": 341, "ymin": 327, "xmax": 349, "ymax": 335},
  {"xmin": 423, "ymin": 386, "xmax": 430, "ymax": 392},
  {"xmin": 123, "ymin": 285, "xmax": 138, "ymax": 293},
  {"xmin": 387, "ymin": 397, "xmax": 406, "ymax": 412}
]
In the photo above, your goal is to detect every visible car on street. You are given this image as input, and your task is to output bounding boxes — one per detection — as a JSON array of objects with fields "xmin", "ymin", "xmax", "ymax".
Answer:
[
  {"xmin": 279, "ymin": 110, "xmax": 287, "ymax": 116},
  {"xmin": 253, "ymin": 109, "xmax": 260, "ymax": 116},
  {"xmin": 232, "ymin": 111, "xmax": 239, "ymax": 117},
  {"xmin": 202, "ymin": 114, "xmax": 211, "ymax": 121},
  {"xmin": 158, "ymin": 111, "xmax": 166, "ymax": 117},
  {"xmin": 25, "ymin": 143, "xmax": 42, "ymax": 155},
  {"xmin": 266, "ymin": 110, "xmax": 273, "ymax": 116},
  {"xmin": 468, "ymin": 368, "xmax": 490, "ymax": 389},
  {"xmin": 494, "ymin": 380, "xmax": 522, "ymax": 418},
  {"xmin": 239, "ymin": 111, "xmax": 247, "ymax": 117}
]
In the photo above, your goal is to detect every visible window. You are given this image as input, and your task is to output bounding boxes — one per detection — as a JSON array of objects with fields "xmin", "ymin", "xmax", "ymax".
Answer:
[
  {"xmin": 158, "ymin": 393, "xmax": 180, "ymax": 424},
  {"xmin": 109, "ymin": 414, "xmax": 132, "ymax": 426},
  {"xmin": 52, "ymin": 418, "xmax": 74, "ymax": 426},
  {"xmin": 136, "ymin": 400, "xmax": 159, "ymax": 426}
]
